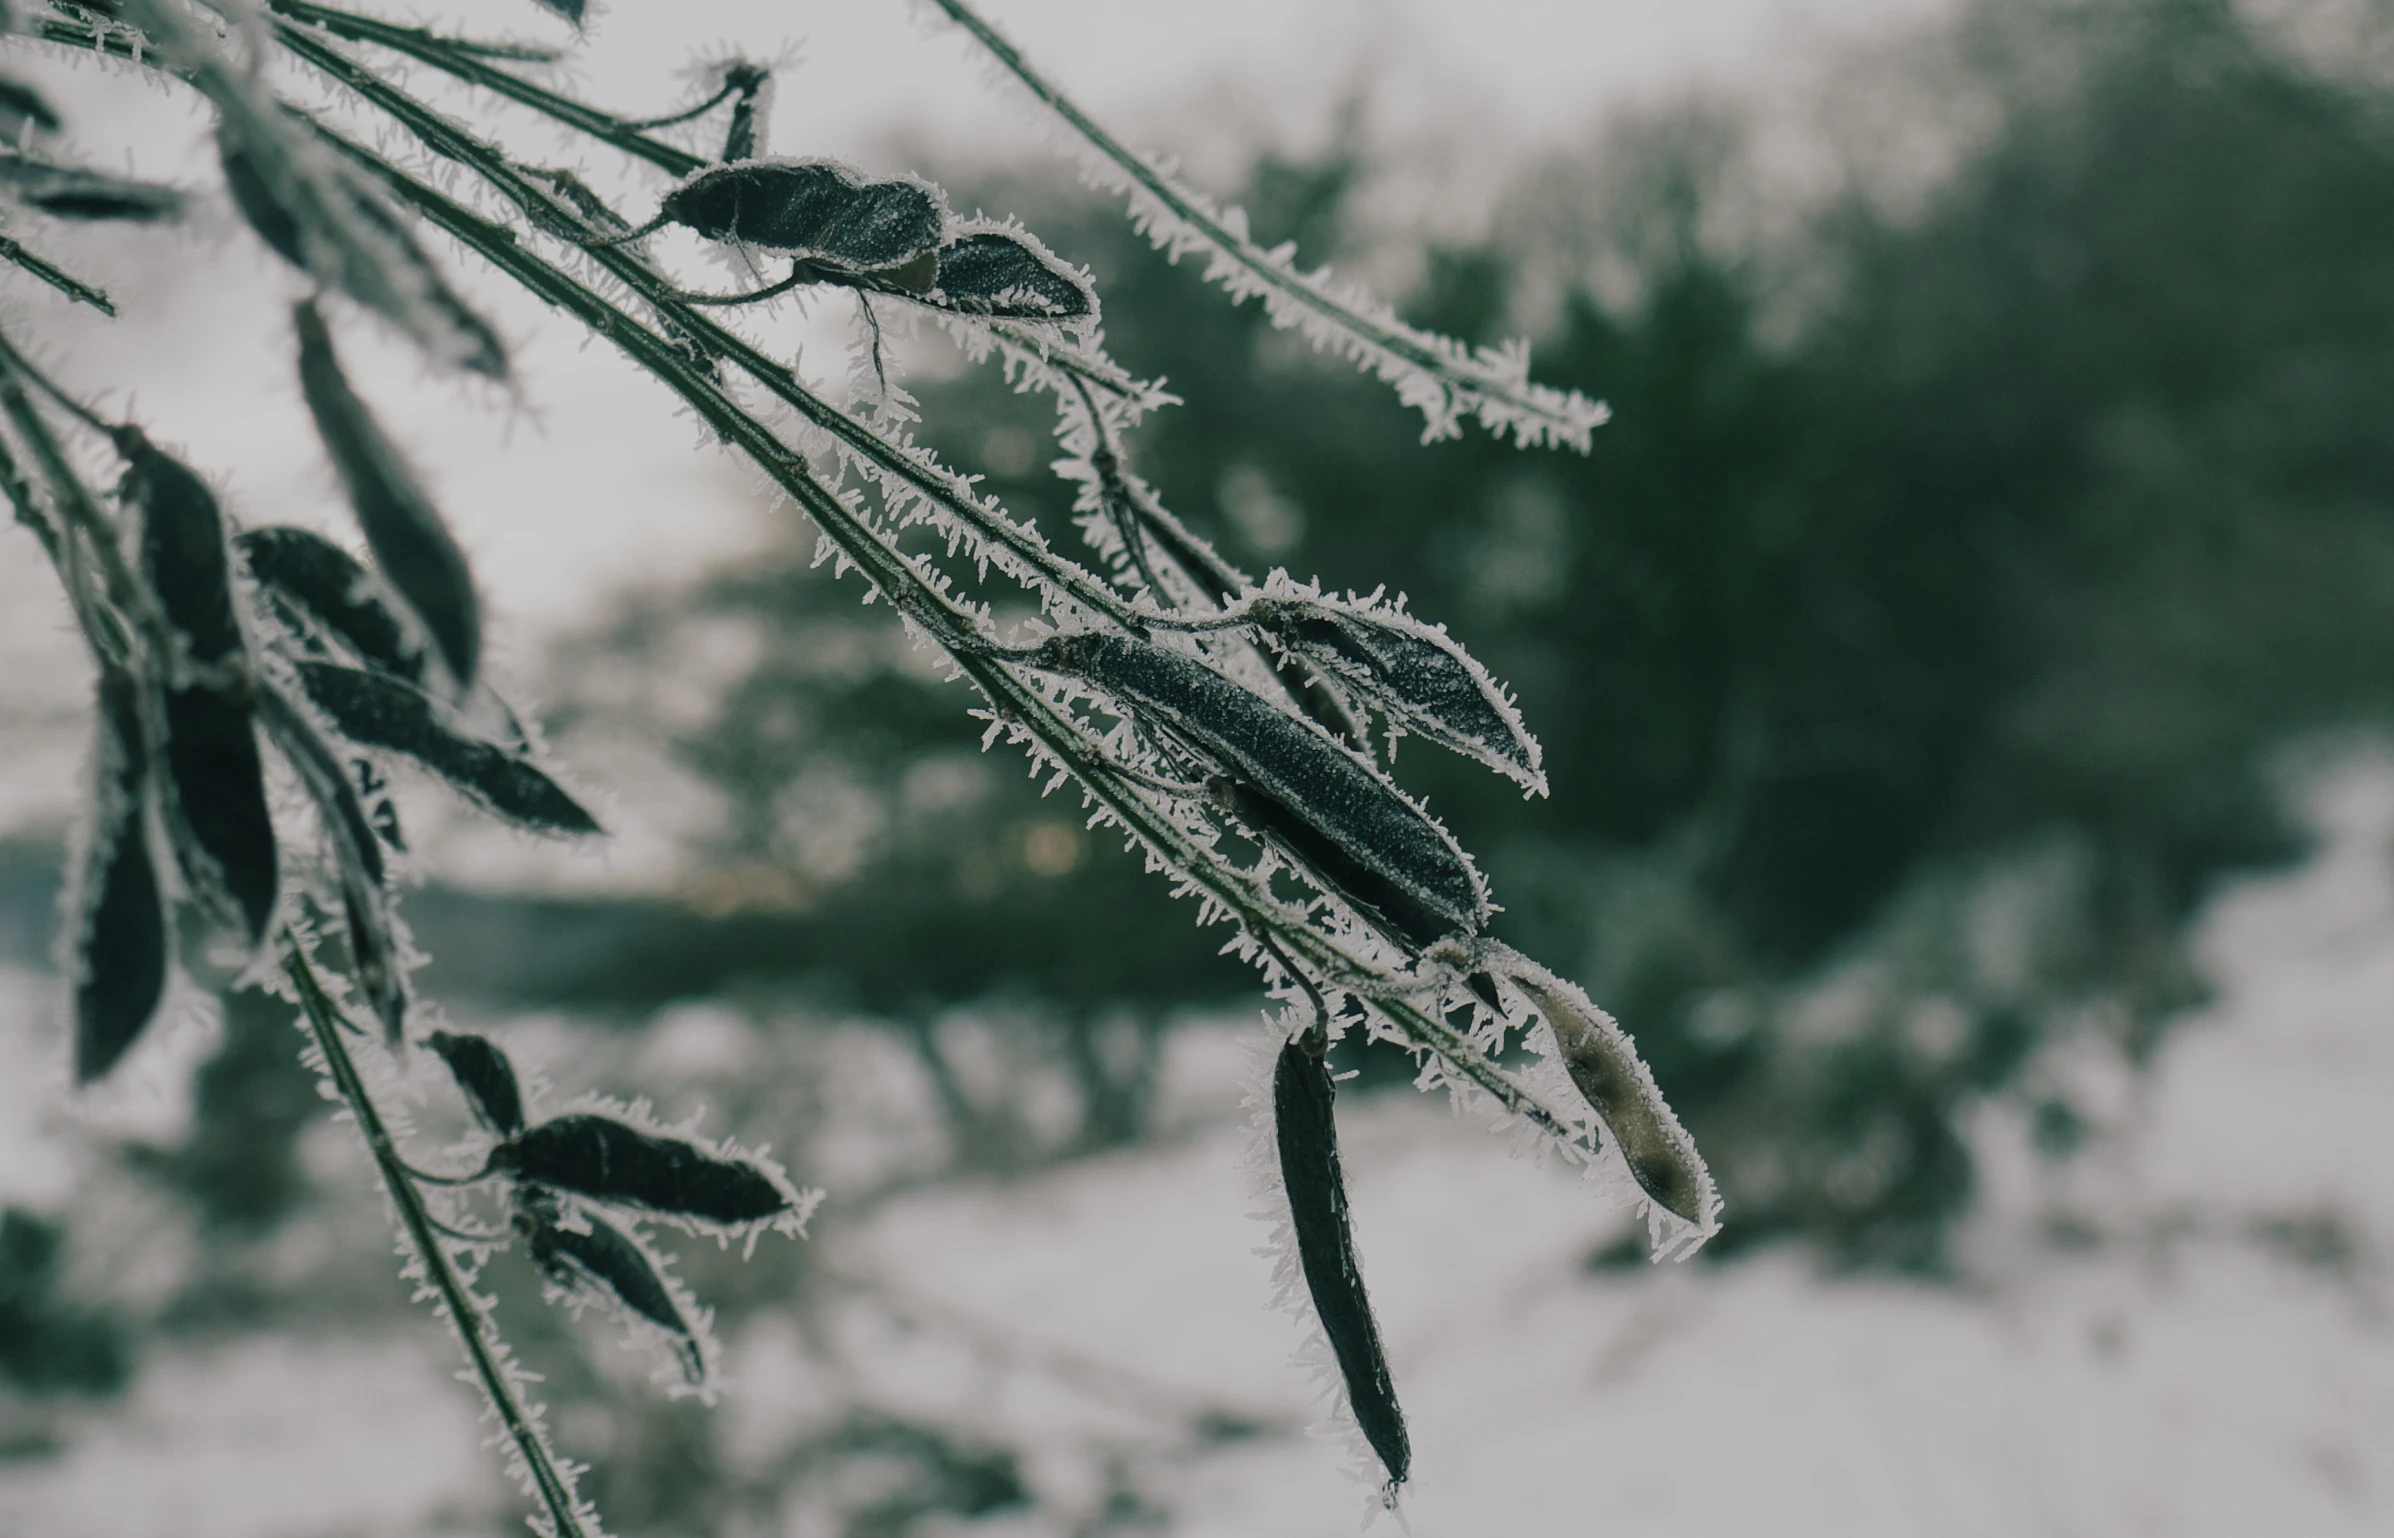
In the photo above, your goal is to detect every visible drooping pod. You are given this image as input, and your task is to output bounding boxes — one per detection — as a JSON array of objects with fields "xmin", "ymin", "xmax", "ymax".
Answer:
[
  {"xmin": 1495, "ymin": 949, "xmax": 1719, "ymax": 1237},
  {"xmin": 69, "ymin": 672, "xmax": 169, "ymax": 1084},
  {"xmin": 294, "ymin": 303, "xmax": 482, "ymax": 693},
  {"xmin": 1273, "ymin": 1040, "xmax": 1409, "ymax": 1491},
  {"xmin": 1033, "ymin": 631, "xmax": 1487, "ymax": 944}
]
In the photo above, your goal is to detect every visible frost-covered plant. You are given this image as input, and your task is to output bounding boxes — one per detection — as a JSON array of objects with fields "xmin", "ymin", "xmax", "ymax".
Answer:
[{"xmin": 3, "ymin": 0, "xmax": 1719, "ymax": 1525}]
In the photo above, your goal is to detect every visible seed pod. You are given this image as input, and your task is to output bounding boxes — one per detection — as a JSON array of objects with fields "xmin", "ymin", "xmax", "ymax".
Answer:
[
  {"xmin": 659, "ymin": 158, "xmax": 946, "ymax": 274},
  {"xmin": 1037, "ymin": 632, "xmax": 1486, "ymax": 939},
  {"xmin": 1501, "ymin": 956, "xmax": 1717, "ymax": 1231},
  {"xmin": 492, "ymin": 1113, "xmax": 793, "ymax": 1228},
  {"xmin": 294, "ymin": 662, "xmax": 600, "ymax": 837},
  {"xmin": 118, "ymin": 428, "xmax": 242, "ymax": 667},
  {"xmin": 1207, "ymin": 776, "xmax": 1453, "ymax": 951},
  {"xmin": 1274, "ymin": 1041, "xmax": 1409, "ymax": 1490},
  {"xmin": 218, "ymin": 127, "xmax": 506, "ymax": 379},
  {"xmin": 518, "ymin": 1194, "xmax": 702, "ymax": 1383},
  {"xmin": 294, "ymin": 303, "xmax": 481, "ymax": 693},
  {"xmin": 237, "ymin": 526, "xmax": 427, "ymax": 686},
  {"xmin": 158, "ymin": 685, "xmax": 278, "ymax": 947},
  {"xmin": 932, "ymin": 229, "xmax": 1093, "ymax": 321},
  {"xmin": 427, "ymin": 1029, "xmax": 524, "ymax": 1138},
  {"xmin": 255, "ymin": 685, "xmax": 405, "ymax": 1042},
  {"xmin": 0, "ymin": 77, "xmax": 61, "ymax": 139},
  {"xmin": 0, "ymin": 157, "xmax": 181, "ymax": 223},
  {"xmin": 1256, "ymin": 595, "xmax": 1543, "ymax": 793},
  {"xmin": 71, "ymin": 673, "xmax": 168, "ymax": 1084}
]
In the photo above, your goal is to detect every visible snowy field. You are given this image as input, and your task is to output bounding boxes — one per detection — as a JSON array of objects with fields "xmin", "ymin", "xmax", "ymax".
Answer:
[{"xmin": 3, "ymin": 753, "xmax": 2391, "ymax": 1537}]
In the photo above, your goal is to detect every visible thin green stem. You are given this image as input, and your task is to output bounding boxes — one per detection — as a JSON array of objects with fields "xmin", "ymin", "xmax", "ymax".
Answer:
[
  {"xmin": 0, "ymin": 234, "xmax": 114, "ymax": 315},
  {"xmin": 284, "ymin": 942, "xmax": 597, "ymax": 1538}
]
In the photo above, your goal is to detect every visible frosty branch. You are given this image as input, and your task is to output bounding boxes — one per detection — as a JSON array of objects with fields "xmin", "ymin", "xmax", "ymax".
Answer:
[{"xmin": 4, "ymin": 0, "xmax": 1717, "ymax": 1524}]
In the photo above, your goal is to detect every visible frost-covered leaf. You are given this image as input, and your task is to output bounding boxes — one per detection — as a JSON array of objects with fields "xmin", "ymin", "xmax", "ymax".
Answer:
[
  {"xmin": 1498, "ymin": 952, "xmax": 1718, "ymax": 1232},
  {"xmin": 294, "ymin": 662, "xmax": 600, "ymax": 836},
  {"xmin": 718, "ymin": 61, "xmax": 772, "ymax": 164},
  {"xmin": 428, "ymin": 1029, "xmax": 524, "ymax": 1137},
  {"xmin": 1253, "ymin": 586, "xmax": 1544, "ymax": 793},
  {"xmin": 218, "ymin": 123, "xmax": 505, "ymax": 378},
  {"xmin": 159, "ymin": 686, "xmax": 277, "ymax": 947},
  {"xmin": 1037, "ymin": 632, "xmax": 1487, "ymax": 941},
  {"xmin": 519, "ymin": 1194, "xmax": 703, "ymax": 1383},
  {"xmin": 237, "ymin": 526, "xmax": 428, "ymax": 685},
  {"xmin": 0, "ymin": 77, "xmax": 62, "ymax": 139},
  {"xmin": 660, "ymin": 158, "xmax": 946, "ymax": 273},
  {"xmin": 0, "ymin": 154, "xmax": 180, "ymax": 223},
  {"xmin": 1274, "ymin": 1041, "xmax": 1408, "ymax": 1490},
  {"xmin": 72, "ymin": 673, "xmax": 168, "ymax": 1084},
  {"xmin": 932, "ymin": 228, "xmax": 1092, "ymax": 321},
  {"xmin": 118, "ymin": 428, "xmax": 243, "ymax": 666},
  {"xmin": 493, "ymin": 1114, "xmax": 794, "ymax": 1228},
  {"xmin": 526, "ymin": 0, "xmax": 585, "ymax": 25},
  {"xmin": 256, "ymin": 686, "xmax": 405, "ymax": 1042},
  {"xmin": 294, "ymin": 303, "xmax": 480, "ymax": 691}
]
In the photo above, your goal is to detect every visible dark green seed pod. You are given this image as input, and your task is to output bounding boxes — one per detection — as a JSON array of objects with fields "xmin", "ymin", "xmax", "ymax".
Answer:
[
  {"xmin": 118, "ymin": 428, "xmax": 242, "ymax": 667},
  {"xmin": 0, "ymin": 156, "xmax": 181, "ymax": 223},
  {"xmin": 519, "ymin": 1196, "xmax": 702, "ymax": 1383},
  {"xmin": 660, "ymin": 159, "xmax": 946, "ymax": 273},
  {"xmin": 158, "ymin": 685, "xmax": 278, "ymax": 947},
  {"xmin": 932, "ymin": 229, "xmax": 1092, "ymax": 321},
  {"xmin": 238, "ymin": 526, "xmax": 427, "ymax": 686},
  {"xmin": 1207, "ymin": 776, "xmax": 1454, "ymax": 952},
  {"xmin": 71, "ymin": 672, "xmax": 168, "ymax": 1084},
  {"xmin": 428, "ymin": 1030, "xmax": 525, "ymax": 1138},
  {"xmin": 294, "ymin": 304, "xmax": 481, "ymax": 692},
  {"xmin": 294, "ymin": 662, "xmax": 600, "ymax": 837},
  {"xmin": 0, "ymin": 76, "xmax": 62, "ymax": 138},
  {"xmin": 1037, "ymin": 632, "xmax": 1486, "ymax": 940},
  {"xmin": 1274, "ymin": 1041, "xmax": 1409, "ymax": 1490},
  {"xmin": 1257, "ymin": 597, "xmax": 1542, "ymax": 793},
  {"xmin": 492, "ymin": 1114, "xmax": 792, "ymax": 1227}
]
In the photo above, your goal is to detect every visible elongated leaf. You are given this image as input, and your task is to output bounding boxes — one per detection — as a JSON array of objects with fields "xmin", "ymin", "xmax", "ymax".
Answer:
[
  {"xmin": 428, "ymin": 1030, "xmax": 525, "ymax": 1137},
  {"xmin": 1037, "ymin": 632, "xmax": 1486, "ymax": 940},
  {"xmin": 933, "ymin": 228, "xmax": 1092, "ymax": 321},
  {"xmin": 218, "ymin": 126, "xmax": 505, "ymax": 378},
  {"xmin": 118, "ymin": 428, "xmax": 242, "ymax": 665},
  {"xmin": 493, "ymin": 1114, "xmax": 792, "ymax": 1227},
  {"xmin": 527, "ymin": 0, "xmax": 585, "ymax": 25},
  {"xmin": 238, "ymin": 526, "xmax": 427, "ymax": 685},
  {"xmin": 72, "ymin": 673, "xmax": 168, "ymax": 1084},
  {"xmin": 719, "ymin": 62, "xmax": 772, "ymax": 165},
  {"xmin": 295, "ymin": 662, "xmax": 600, "ymax": 836},
  {"xmin": 1501, "ymin": 955, "xmax": 1717, "ymax": 1232},
  {"xmin": 661, "ymin": 159, "xmax": 946, "ymax": 273},
  {"xmin": 1257, "ymin": 592, "xmax": 1544, "ymax": 793},
  {"xmin": 0, "ymin": 155, "xmax": 181, "ymax": 223},
  {"xmin": 1274, "ymin": 1041, "xmax": 1409, "ymax": 1490},
  {"xmin": 256, "ymin": 685, "xmax": 405, "ymax": 1041},
  {"xmin": 0, "ymin": 77, "xmax": 62, "ymax": 139},
  {"xmin": 159, "ymin": 686, "xmax": 277, "ymax": 946},
  {"xmin": 519, "ymin": 1197, "xmax": 702, "ymax": 1382},
  {"xmin": 293, "ymin": 303, "xmax": 481, "ymax": 692}
]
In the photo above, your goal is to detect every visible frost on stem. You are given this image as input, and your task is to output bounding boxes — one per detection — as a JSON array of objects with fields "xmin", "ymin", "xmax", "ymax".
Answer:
[{"xmin": 917, "ymin": 0, "xmax": 1611, "ymax": 450}]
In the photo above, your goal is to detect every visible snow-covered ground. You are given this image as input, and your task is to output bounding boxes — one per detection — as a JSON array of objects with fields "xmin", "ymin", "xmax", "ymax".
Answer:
[{"xmin": 4, "ymin": 753, "xmax": 2392, "ymax": 1536}]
